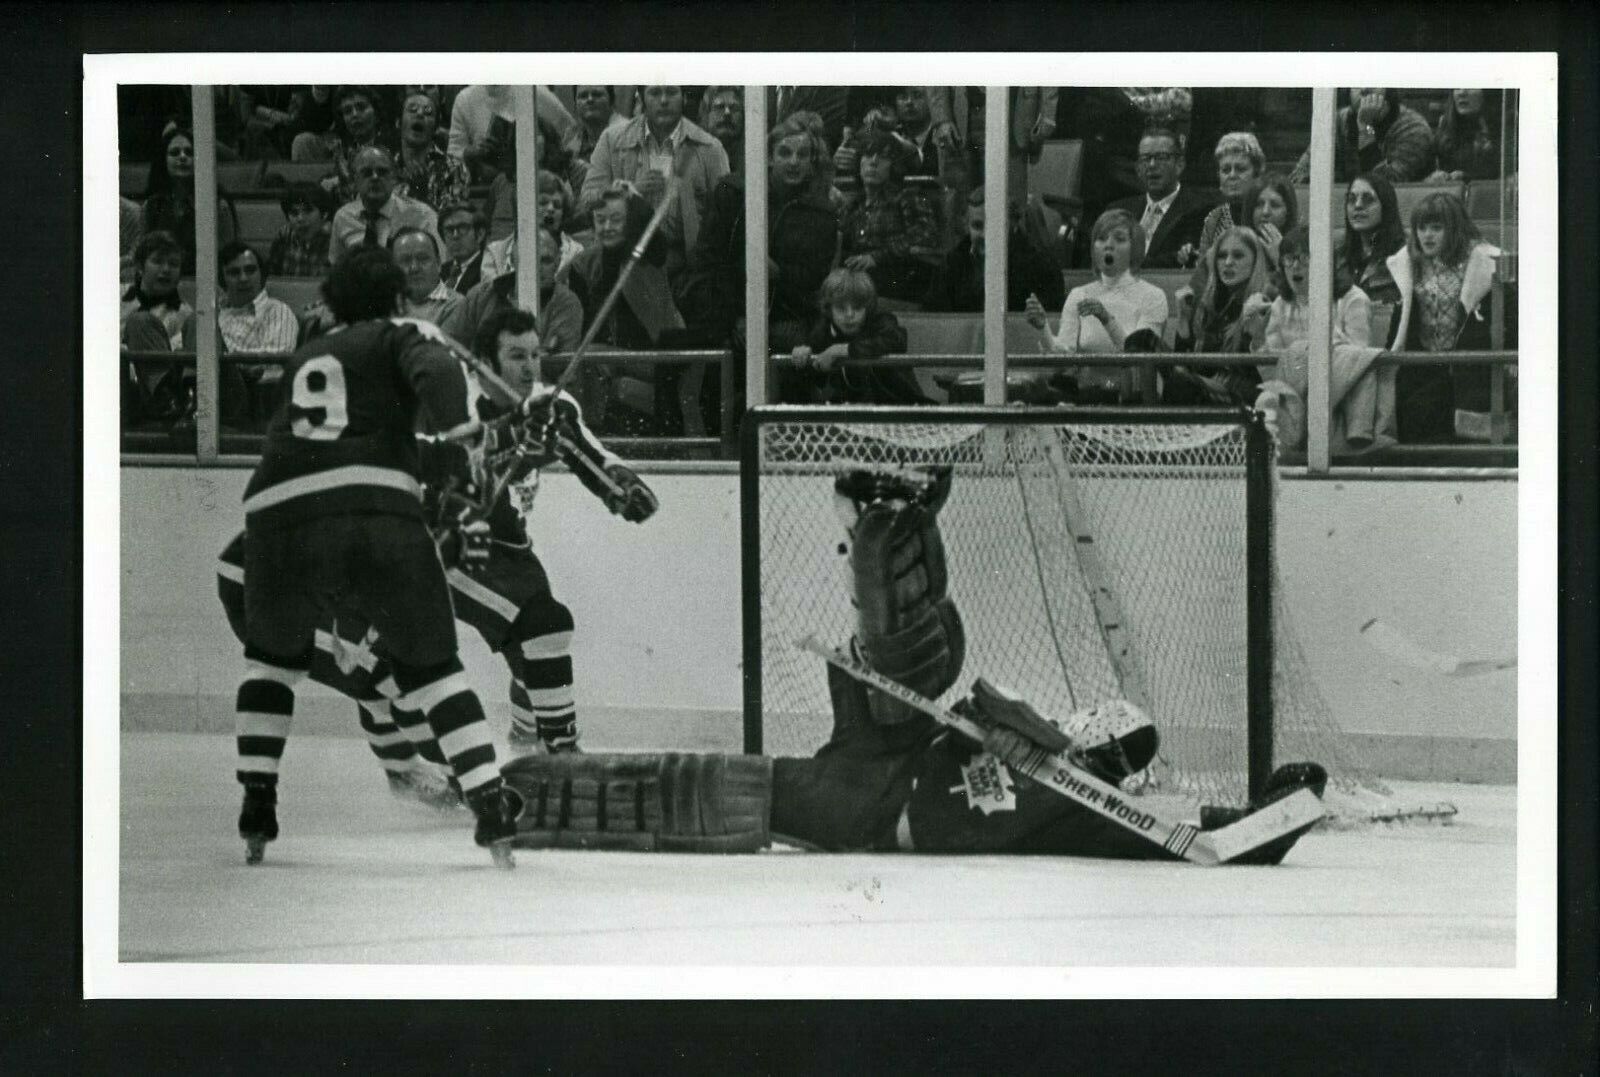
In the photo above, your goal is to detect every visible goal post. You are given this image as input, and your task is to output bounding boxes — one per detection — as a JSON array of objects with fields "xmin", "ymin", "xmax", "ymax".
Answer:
[{"xmin": 741, "ymin": 404, "xmax": 1285, "ymax": 807}]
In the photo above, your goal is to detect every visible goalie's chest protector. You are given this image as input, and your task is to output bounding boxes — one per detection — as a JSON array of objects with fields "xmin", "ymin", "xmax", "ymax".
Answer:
[{"xmin": 906, "ymin": 736, "xmax": 1106, "ymax": 854}]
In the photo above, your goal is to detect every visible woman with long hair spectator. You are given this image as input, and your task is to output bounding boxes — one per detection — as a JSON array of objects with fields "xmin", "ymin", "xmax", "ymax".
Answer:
[
  {"xmin": 1332, "ymin": 172, "xmax": 1408, "ymax": 441},
  {"xmin": 293, "ymin": 85, "xmax": 396, "ymax": 204},
  {"xmin": 1191, "ymin": 131, "xmax": 1266, "ymax": 268},
  {"xmin": 140, "ymin": 127, "xmax": 238, "ymax": 276},
  {"xmin": 1251, "ymin": 226, "xmax": 1389, "ymax": 454},
  {"xmin": 1242, "ymin": 172, "xmax": 1299, "ymax": 282},
  {"xmin": 838, "ymin": 130, "xmax": 940, "ymax": 306},
  {"xmin": 1387, "ymin": 190, "xmax": 1504, "ymax": 442},
  {"xmin": 1166, "ymin": 224, "xmax": 1271, "ymax": 405},
  {"xmin": 1024, "ymin": 208, "xmax": 1168, "ymax": 404},
  {"xmin": 1429, "ymin": 89, "xmax": 1505, "ymax": 182}
]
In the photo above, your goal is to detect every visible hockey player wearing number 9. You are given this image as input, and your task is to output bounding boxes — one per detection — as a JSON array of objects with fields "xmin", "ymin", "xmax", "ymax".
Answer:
[
  {"xmin": 231, "ymin": 247, "xmax": 524, "ymax": 867},
  {"xmin": 215, "ymin": 302, "xmax": 659, "ymax": 816}
]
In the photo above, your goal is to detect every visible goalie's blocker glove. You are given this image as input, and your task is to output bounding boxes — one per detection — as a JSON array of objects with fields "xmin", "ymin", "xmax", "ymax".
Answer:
[{"xmin": 603, "ymin": 464, "xmax": 658, "ymax": 523}]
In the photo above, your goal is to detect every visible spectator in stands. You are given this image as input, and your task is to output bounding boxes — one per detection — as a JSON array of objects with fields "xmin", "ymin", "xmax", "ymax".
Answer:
[
  {"xmin": 121, "ymin": 230, "xmax": 194, "ymax": 353},
  {"xmin": 565, "ymin": 85, "xmax": 629, "ymax": 190},
  {"xmin": 580, "ymin": 86, "xmax": 730, "ymax": 290},
  {"xmin": 394, "ymin": 92, "xmax": 471, "ymax": 212},
  {"xmin": 441, "ymin": 227, "xmax": 584, "ymax": 364},
  {"xmin": 784, "ymin": 268, "xmax": 920, "ymax": 405},
  {"xmin": 889, "ymin": 87, "xmax": 945, "ymax": 179},
  {"xmin": 140, "ymin": 127, "xmax": 239, "ymax": 275},
  {"xmin": 1106, "ymin": 128, "xmax": 1217, "ymax": 270},
  {"xmin": 700, "ymin": 87, "xmax": 745, "ymax": 175},
  {"xmin": 768, "ymin": 86, "xmax": 849, "ymax": 153},
  {"xmin": 1166, "ymin": 225, "xmax": 1271, "ymax": 405},
  {"xmin": 569, "ymin": 184, "xmax": 684, "ymax": 348},
  {"xmin": 236, "ymin": 86, "xmax": 315, "ymax": 160},
  {"xmin": 448, "ymin": 85, "xmax": 576, "ymax": 184},
  {"xmin": 1429, "ymin": 89, "xmax": 1505, "ymax": 182},
  {"xmin": 1243, "ymin": 173, "xmax": 1299, "ymax": 281},
  {"xmin": 839, "ymin": 130, "xmax": 942, "ymax": 306},
  {"xmin": 1052, "ymin": 89, "xmax": 1149, "ymax": 252},
  {"xmin": 328, "ymin": 147, "xmax": 442, "ymax": 264},
  {"xmin": 1338, "ymin": 172, "xmax": 1408, "ymax": 323},
  {"xmin": 1192, "ymin": 132, "xmax": 1267, "ymax": 269},
  {"xmin": 290, "ymin": 86, "xmax": 396, "ymax": 205},
  {"xmin": 121, "ymin": 230, "xmax": 195, "ymax": 423},
  {"xmin": 1290, "ymin": 88, "xmax": 1435, "ymax": 185},
  {"xmin": 389, "ymin": 228, "xmax": 461, "ymax": 327},
  {"xmin": 568, "ymin": 184, "xmax": 689, "ymax": 435},
  {"xmin": 438, "ymin": 201, "xmax": 489, "ymax": 294},
  {"xmin": 266, "ymin": 182, "xmax": 333, "ymax": 278},
  {"xmin": 923, "ymin": 188, "xmax": 1065, "ymax": 313},
  {"xmin": 1388, "ymin": 191, "xmax": 1505, "ymax": 443},
  {"xmin": 482, "ymin": 169, "xmax": 585, "ymax": 284},
  {"xmin": 1025, "ymin": 207, "xmax": 1169, "ymax": 404},
  {"xmin": 1252, "ymin": 226, "xmax": 1388, "ymax": 454},
  {"xmin": 680, "ymin": 110, "xmax": 839, "ymax": 359},
  {"xmin": 216, "ymin": 241, "xmax": 298, "ymax": 355}
]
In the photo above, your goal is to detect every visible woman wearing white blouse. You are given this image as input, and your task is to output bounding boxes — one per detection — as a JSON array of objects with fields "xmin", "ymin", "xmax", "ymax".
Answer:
[{"xmin": 1024, "ymin": 208, "xmax": 1170, "ymax": 402}]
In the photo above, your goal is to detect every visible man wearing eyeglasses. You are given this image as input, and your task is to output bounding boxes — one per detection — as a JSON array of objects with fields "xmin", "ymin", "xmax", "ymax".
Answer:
[
  {"xmin": 1106, "ymin": 127, "xmax": 1219, "ymax": 269},
  {"xmin": 329, "ymin": 146, "xmax": 443, "ymax": 265}
]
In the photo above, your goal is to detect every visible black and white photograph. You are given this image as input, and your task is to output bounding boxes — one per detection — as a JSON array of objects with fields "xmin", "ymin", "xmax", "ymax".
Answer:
[{"xmin": 81, "ymin": 50, "xmax": 1562, "ymax": 1006}]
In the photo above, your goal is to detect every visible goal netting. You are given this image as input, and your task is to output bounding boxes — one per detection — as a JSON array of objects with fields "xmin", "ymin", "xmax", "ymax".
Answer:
[{"xmin": 743, "ymin": 405, "xmax": 1401, "ymax": 814}]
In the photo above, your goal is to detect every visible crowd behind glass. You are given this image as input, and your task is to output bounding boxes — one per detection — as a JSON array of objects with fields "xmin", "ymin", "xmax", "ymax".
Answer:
[{"xmin": 118, "ymin": 84, "xmax": 1517, "ymax": 459}]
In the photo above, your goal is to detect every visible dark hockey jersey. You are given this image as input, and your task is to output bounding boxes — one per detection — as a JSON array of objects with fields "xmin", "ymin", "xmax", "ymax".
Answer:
[
  {"xmin": 418, "ymin": 384, "xmax": 623, "ymax": 545},
  {"xmin": 243, "ymin": 318, "xmax": 472, "ymax": 529}
]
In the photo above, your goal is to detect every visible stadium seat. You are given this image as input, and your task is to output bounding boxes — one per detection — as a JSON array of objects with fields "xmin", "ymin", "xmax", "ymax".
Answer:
[
  {"xmin": 121, "ymin": 162, "xmax": 152, "ymax": 198},
  {"xmin": 1026, "ymin": 139, "xmax": 1085, "ymax": 204},
  {"xmin": 217, "ymin": 160, "xmax": 267, "ymax": 193},
  {"xmin": 1393, "ymin": 181, "xmax": 1466, "ymax": 227},
  {"xmin": 235, "ymin": 201, "xmax": 285, "ymax": 249},
  {"xmin": 260, "ymin": 162, "xmax": 334, "ymax": 187}
]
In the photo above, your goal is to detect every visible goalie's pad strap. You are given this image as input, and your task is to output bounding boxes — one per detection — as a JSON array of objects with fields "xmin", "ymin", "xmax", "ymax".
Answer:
[{"xmin": 501, "ymin": 752, "xmax": 772, "ymax": 853}]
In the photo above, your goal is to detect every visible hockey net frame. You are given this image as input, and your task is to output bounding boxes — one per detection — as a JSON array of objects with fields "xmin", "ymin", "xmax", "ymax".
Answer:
[{"xmin": 740, "ymin": 404, "xmax": 1429, "ymax": 822}]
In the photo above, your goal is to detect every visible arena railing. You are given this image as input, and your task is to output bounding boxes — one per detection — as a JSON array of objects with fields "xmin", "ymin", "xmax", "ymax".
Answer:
[{"xmin": 121, "ymin": 348, "xmax": 738, "ymax": 463}]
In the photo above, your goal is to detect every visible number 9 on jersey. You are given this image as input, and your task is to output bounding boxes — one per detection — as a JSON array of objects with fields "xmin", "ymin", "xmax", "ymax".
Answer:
[{"xmin": 289, "ymin": 355, "xmax": 349, "ymax": 441}]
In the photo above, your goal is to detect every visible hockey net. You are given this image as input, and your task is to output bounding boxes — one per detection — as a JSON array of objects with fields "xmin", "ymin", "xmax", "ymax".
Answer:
[{"xmin": 745, "ymin": 406, "xmax": 1416, "ymax": 819}]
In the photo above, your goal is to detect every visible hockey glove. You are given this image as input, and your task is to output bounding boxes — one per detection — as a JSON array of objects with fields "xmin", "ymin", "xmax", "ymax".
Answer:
[
  {"xmin": 515, "ymin": 387, "xmax": 562, "ymax": 460},
  {"xmin": 603, "ymin": 464, "xmax": 658, "ymax": 523}
]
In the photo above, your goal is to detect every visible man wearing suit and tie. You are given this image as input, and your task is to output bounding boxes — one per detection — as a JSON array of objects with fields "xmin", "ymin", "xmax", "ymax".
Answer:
[{"xmin": 1106, "ymin": 127, "xmax": 1219, "ymax": 269}]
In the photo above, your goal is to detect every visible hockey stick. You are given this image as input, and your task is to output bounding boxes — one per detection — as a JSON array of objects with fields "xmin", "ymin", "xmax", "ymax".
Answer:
[
  {"xmin": 796, "ymin": 635, "xmax": 1325, "ymax": 865},
  {"xmin": 551, "ymin": 176, "xmax": 681, "ymax": 396}
]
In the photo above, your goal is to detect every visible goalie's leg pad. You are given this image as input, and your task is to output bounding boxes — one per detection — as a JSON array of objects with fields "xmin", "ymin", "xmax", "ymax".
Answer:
[
  {"xmin": 853, "ymin": 595, "xmax": 966, "ymax": 727},
  {"xmin": 500, "ymin": 752, "xmax": 773, "ymax": 853}
]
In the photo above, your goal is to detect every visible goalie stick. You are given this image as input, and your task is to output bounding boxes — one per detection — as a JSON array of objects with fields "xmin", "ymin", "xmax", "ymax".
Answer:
[{"xmin": 796, "ymin": 635, "xmax": 1325, "ymax": 865}]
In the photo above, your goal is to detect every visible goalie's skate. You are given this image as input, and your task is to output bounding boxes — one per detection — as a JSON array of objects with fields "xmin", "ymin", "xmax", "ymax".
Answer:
[
  {"xmin": 385, "ymin": 763, "xmax": 465, "ymax": 813},
  {"xmin": 469, "ymin": 783, "xmax": 526, "ymax": 870},
  {"xmin": 238, "ymin": 781, "xmax": 278, "ymax": 866}
]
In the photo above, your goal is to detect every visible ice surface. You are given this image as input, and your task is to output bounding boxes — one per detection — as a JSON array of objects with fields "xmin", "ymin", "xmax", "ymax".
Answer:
[{"xmin": 115, "ymin": 733, "xmax": 1515, "ymax": 968}]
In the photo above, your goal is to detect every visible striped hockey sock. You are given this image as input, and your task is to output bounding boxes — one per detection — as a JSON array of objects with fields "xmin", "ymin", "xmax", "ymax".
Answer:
[
  {"xmin": 356, "ymin": 698, "xmax": 421, "ymax": 774},
  {"xmin": 235, "ymin": 655, "xmax": 306, "ymax": 787},
  {"xmin": 513, "ymin": 629, "xmax": 578, "ymax": 748},
  {"xmin": 395, "ymin": 660, "xmax": 501, "ymax": 796}
]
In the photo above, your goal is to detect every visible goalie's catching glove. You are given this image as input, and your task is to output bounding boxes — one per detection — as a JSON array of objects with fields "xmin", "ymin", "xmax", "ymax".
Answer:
[{"xmin": 603, "ymin": 464, "xmax": 658, "ymax": 523}]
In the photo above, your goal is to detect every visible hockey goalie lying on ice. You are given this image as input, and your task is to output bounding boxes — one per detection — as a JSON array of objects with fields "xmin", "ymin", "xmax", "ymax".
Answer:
[{"xmin": 499, "ymin": 464, "xmax": 1327, "ymax": 865}]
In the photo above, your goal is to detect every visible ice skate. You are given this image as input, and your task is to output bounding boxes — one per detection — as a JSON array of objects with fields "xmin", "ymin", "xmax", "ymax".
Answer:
[
  {"xmin": 469, "ymin": 783, "xmax": 526, "ymax": 870},
  {"xmin": 238, "ymin": 780, "xmax": 279, "ymax": 866}
]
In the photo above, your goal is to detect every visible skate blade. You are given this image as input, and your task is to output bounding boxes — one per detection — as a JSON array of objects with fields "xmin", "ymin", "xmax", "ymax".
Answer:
[
  {"xmin": 488, "ymin": 841, "xmax": 516, "ymax": 871},
  {"xmin": 245, "ymin": 837, "xmax": 268, "ymax": 865}
]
